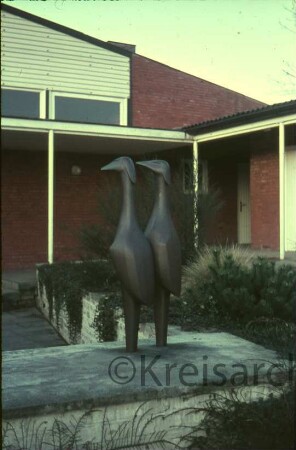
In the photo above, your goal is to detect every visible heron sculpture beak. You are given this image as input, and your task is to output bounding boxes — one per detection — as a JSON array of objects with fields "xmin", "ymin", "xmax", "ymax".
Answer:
[
  {"xmin": 136, "ymin": 160, "xmax": 171, "ymax": 185},
  {"xmin": 101, "ymin": 160, "xmax": 120, "ymax": 172},
  {"xmin": 101, "ymin": 157, "xmax": 137, "ymax": 183}
]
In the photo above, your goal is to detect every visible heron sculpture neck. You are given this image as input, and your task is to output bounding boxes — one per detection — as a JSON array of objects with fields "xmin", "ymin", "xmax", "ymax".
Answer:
[
  {"xmin": 119, "ymin": 171, "xmax": 137, "ymax": 229},
  {"xmin": 152, "ymin": 175, "xmax": 170, "ymax": 215}
]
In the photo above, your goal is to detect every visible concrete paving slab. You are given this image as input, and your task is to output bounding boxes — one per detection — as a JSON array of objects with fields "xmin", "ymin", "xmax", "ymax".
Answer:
[
  {"xmin": 3, "ymin": 332, "xmax": 288, "ymax": 419},
  {"xmin": 2, "ymin": 308, "xmax": 66, "ymax": 351}
]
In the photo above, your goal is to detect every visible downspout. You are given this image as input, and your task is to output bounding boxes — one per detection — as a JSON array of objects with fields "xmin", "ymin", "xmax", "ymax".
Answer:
[
  {"xmin": 48, "ymin": 130, "xmax": 54, "ymax": 264},
  {"xmin": 279, "ymin": 123, "xmax": 285, "ymax": 260},
  {"xmin": 193, "ymin": 139, "xmax": 198, "ymax": 248}
]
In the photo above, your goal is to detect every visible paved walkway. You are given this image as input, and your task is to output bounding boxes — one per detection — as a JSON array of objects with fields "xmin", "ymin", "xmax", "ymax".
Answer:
[{"xmin": 2, "ymin": 308, "xmax": 66, "ymax": 351}]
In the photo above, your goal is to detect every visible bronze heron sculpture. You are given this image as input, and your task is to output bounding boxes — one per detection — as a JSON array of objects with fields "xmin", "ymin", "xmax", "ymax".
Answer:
[
  {"xmin": 137, "ymin": 160, "xmax": 182, "ymax": 346},
  {"xmin": 101, "ymin": 157, "xmax": 155, "ymax": 352}
]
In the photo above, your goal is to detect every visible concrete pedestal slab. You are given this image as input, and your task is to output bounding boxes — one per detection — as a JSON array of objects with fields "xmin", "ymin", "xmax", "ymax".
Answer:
[{"xmin": 2, "ymin": 332, "xmax": 291, "ymax": 449}]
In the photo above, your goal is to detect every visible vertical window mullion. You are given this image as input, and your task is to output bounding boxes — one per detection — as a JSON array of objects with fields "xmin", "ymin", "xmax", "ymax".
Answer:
[
  {"xmin": 39, "ymin": 90, "xmax": 46, "ymax": 119},
  {"xmin": 48, "ymin": 92, "xmax": 55, "ymax": 120},
  {"xmin": 120, "ymin": 99, "xmax": 127, "ymax": 126}
]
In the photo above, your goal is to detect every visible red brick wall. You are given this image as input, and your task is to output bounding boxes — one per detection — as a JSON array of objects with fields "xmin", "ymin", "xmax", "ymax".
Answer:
[
  {"xmin": 54, "ymin": 152, "xmax": 105, "ymax": 262},
  {"xmin": 250, "ymin": 131, "xmax": 279, "ymax": 250},
  {"xmin": 1, "ymin": 150, "xmax": 114, "ymax": 269},
  {"xmin": 131, "ymin": 54, "xmax": 265, "ymax": 129},
  {"xmin": 1, "ymin": 150, "xmax": 47, "ymax": 269}
]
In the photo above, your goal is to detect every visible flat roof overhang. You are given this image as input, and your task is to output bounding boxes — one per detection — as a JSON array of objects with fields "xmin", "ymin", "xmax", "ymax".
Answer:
[
  {"xmin": 2, "ymin": 115, "xmax": 295, "ymax": 264},
  {"xmin": 1, "ymin": 118, "xmax": 193, "ymax": 154},
  {"xmin": 192, "ymin": 113, "xmax": 296, "ymax": 143},
  {"xmin": 185, "ymin": 100, "xmax": 296, "ymax": 137}
]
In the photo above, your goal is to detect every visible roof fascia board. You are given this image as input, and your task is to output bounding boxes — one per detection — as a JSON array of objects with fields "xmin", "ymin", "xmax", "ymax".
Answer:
[
  {"xmin": 194, "ymin": 114, "xmax": 296, "ymax": 143},
  {"xmin": 186, "ymin": 102, "xmax": 296, "ymax": 135},
  {"xmin": 1, "ymin": 118, "xmax": 192, "ymax": 143},
  {"xmin": 1, "ymin": 4, "xmax": 131, "ymax": 58}
]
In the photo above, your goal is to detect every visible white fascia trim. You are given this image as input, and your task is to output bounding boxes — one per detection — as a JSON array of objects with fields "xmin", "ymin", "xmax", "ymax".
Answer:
[
  {"xmin": 193, "ymin": 114, "xmax": 296, "ymax": 143},
  {"xmin": 1, "ymin": 118, "xmax": 192, "ymax": 144}
]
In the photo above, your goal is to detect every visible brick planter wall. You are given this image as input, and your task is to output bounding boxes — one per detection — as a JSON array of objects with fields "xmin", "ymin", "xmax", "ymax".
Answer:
[{"xmin": 36, "ymin": 287, "xmax": 157, "ymax": 345}]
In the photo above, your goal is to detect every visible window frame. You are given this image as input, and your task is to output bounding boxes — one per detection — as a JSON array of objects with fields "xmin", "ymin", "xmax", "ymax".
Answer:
[
  {"xmin": 1, "ymin": 86, "xmax": 46, "ymax": 119},
  {"xmin": 48, "ymin": 91, "xmax": 128, "ymax": 126}
]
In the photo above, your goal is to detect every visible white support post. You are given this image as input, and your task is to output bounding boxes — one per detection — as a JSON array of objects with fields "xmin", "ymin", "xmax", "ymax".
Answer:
[
  {"xmin": 48, "ymin": 130, "xmax": 54, "ymax": 264},
  {"xmin": 193, "ymin": 140, "xmax": 199, "ymax": 248},
  {"xmin": 279, "ymin": 123, "xmax": 285, "ymax": 260}
]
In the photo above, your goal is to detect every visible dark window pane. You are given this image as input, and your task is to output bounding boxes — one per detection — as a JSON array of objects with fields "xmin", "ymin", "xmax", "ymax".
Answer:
[
  {"xmin": 1, "ymin": 89, "xmax": 40, "ymax": 118},
  {"xmin": 55, "ymin": 96, "xmax": 120, "ymax": 125}
]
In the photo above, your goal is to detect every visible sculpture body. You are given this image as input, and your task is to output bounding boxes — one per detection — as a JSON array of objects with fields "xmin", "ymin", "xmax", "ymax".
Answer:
[
  {"xmin": 101, "ymin": 157, "xmax": 155, "ymax": 352},
  {"xmin": 137, "ymin": 160, "xmax": 182, "ymax": 346}
]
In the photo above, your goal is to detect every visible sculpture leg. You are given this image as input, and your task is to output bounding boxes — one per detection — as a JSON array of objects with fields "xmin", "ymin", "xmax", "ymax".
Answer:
[
  {"xmin": 122, "ymin": 289, "xmax": 140, "ymax": 352},
  {"xmin": 154, "ymin": 285, "xmax": 170, "ymax": 346}
]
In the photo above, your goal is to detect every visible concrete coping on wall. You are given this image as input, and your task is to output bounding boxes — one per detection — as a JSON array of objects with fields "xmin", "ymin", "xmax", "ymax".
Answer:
[{"xmin": 3, "ymin": 332, "xmax": 291, "ymax": 420}]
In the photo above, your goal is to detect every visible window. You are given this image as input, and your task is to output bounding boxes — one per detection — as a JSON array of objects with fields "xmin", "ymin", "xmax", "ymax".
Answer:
[
  {"xmin": 1, "ymin": 88, "xmax": 45, "ymax": 119},
  {"xmin": 50, "ymin": 92, "xmax": 127, "ymax": 126},
  {"xmin": 2, "ymin": 88, "xmax": 128, "ymax": 125},
  {"xmin": 182, "ymin": 159, "xmax": 208, "ymax": 194}
]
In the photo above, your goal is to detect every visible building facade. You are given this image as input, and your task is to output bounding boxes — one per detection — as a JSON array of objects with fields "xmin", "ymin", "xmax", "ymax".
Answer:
[{"xmin": 2, "ymin": 4, "xmax": 295, "ymax": 270}]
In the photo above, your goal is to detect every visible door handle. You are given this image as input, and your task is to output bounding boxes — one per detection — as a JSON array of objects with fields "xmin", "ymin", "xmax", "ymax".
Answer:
[{"xmin": 240, "ymin": 201, "xmax": 246, "ymax": 212}]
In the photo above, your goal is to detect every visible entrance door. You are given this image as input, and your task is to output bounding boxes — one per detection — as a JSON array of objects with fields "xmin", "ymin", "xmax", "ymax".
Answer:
[
  {"xmin": 285, "ymin": 147, "xmax": 296, "ymax": 251},
  {"xmin": 237, "ymin": 163, "xmax": 251, "ymax": 244}
]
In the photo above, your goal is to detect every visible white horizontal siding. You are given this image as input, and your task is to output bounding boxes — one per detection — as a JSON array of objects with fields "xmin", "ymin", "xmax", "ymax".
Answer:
[{"xmin": 1, "ymin": 11, "xmax": 130, "ymax": 99}]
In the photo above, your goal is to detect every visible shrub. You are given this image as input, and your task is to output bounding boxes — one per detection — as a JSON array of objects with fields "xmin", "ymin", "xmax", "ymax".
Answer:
[
  {"xmin": 189, "ymin": 383, "xmax": 295, "ymax": 450},
  {"xmin": 92, "ymin": 292, "xmax": 121, "ymax": 342},
  {"xmin": 251, "ymin": 260, "xmax": 296, "ymax": 322},
  {"xmin": 182, "ymin": 244, "xmax": 255, "ymax": 292},
  {"xmin": 182, "ymin": 250, "xmax": 296, "ymax": 330},
  {"xmin": 243, "ymin": 317, "xmax": 296, "ymax": 356}
]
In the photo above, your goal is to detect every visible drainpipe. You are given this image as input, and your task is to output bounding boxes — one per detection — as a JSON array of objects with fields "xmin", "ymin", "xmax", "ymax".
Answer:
[
  {"xmin": 193, "ymin": 140, "xmax": 198, "ymax": 248},
  {"xmin": 48, "ymin": 130, "xmax": 54, "ymax": 264},
  {"xmin": 279, "ymin": 123, "xmax": 285, "ymax": 260}
]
